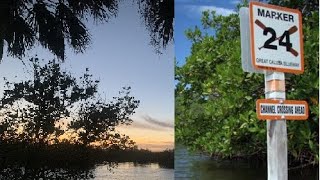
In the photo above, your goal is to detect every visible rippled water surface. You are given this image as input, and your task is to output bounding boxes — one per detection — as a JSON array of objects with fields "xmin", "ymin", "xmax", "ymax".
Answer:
[
  {"xmin": 94, "ymin": 162, "xmax": 174, "ymax": 180},
  {"xmin": 175, "ymin": 144, "xmax": 318, "ymax": 180}
]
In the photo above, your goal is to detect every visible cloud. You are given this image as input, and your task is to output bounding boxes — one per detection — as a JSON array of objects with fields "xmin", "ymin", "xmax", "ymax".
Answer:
[
  {"xmin": 118, "ymin": 115, "xmax": 174, "ymax": 131},
  {"xmin": 183, "ymin": 5, "xmax": 236, "ymax": 17},
  {"xmin": 117, "ymin": 115, "xmax": 173, "ymax": 132},
  {"xmin": 143, "ymin": 115, "xmax": 174, "ymax": 128},
  {"xmin": 128, "ymin": 120, "xmax": 166, "ymax": 131}
]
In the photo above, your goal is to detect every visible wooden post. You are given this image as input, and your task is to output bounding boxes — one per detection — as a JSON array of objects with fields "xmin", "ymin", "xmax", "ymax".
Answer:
[{"xmin": 265, "ymin": 71, "xmax": 288, "ymax": 180}]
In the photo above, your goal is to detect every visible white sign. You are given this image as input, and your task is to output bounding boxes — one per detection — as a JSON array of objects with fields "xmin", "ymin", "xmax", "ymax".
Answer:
[
  {"xmin": 250, "ymin": 2, "xmax": 304, "ymax": 74},
  {"xmin": 256, "ymin": 99, "xmax": 308, "ymax": 120}
]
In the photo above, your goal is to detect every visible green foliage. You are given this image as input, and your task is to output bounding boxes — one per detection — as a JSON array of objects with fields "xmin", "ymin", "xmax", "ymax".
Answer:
[{"xmin": 175, "ymin": 1, "xmax": 318, "ymax": 166}]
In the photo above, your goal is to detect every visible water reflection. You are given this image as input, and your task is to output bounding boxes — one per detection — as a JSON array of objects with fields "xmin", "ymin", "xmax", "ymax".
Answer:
[
  {"xmin": 0, "ymin": 162, "xmax": 116, "ymax": 180},
  {"xmin": 175, "ymin": 144, "xmax": 318, "ymax": 180},
  {"xmin": 0, "ymin": 166, "xmax": 95, "ymax": 179},
  {"xmin": 0, "ymin": 162, "xmax": 174, "ymax": 179},
  {"xmin": 94, "ymin": 162, "xmax": 174, "ymax": 180}
]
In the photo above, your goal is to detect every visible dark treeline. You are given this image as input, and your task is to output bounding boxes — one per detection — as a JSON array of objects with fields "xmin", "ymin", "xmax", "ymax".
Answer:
[
  {"xmin": 105, "ymin": 148, "xmax": 174, "ymax": 168},
  {"xmin": 0, "ymin": 58, "xmax": 173, "ymax": 180},
  {"xmin": 0, "ymin": 142, "xmax": 174, "ymax": 170}
]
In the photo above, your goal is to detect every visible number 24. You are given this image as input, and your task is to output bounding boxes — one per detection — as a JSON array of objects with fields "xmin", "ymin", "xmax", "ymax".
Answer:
[{"xmin": 263, "ymin": 27, "xmax": 292, "ymax": 51}]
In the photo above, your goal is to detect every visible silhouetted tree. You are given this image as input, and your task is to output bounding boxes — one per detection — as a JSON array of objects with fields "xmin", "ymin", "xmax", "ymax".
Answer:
[
  {"xmin": 0, "ymin": 0, "xmax": 173, "ymax": 61},
  {"xmin": 0, "ymin": 58, "xmax": 98, "ymax": 143},
  {"xmin": 70, "ymin": 86, "xmax": 139, "ymax": 147},
  {"xmin": 138, "ymin": 0, "xmax": 174, "ymax": 53},
  {"xmin": 0, "ymin": 58, "xmax": 139, "ymax": 147}
]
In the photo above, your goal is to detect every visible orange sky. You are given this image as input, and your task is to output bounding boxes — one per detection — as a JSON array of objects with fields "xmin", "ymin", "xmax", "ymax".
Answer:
[
  {"xmin": 116, "ymin": 117, "xmax": 174, "ymax": 152},
  {"xmin": 55, "ymin": 116, "xmax": 174, "ymax": 152},
  {"xmin": 2, "ymin": 113, "xmax": 174, "ymax": 152}
]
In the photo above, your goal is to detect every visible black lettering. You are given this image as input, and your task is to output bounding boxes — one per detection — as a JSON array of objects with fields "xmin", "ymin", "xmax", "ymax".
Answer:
[
  {"xmin": 294, "ymin": 106, "xmax": 305, "ymax": 114},
  {"xmin": 261, "ymin": 105, "xmax": 276, "ymax": 114},
  {"xmin": 263, "ymin": 27, "xmax": 277, "ymax": 50},
  {"xmin": 279, "ymin": 30, "xmax": 292, "ymax": 51},
  {"xmin": 276, "ymin": 12, "xmax": 283, "ymax": 20},
  {"xmin": 277, "ymin": 105, "xmax": 294, "ymax": 114},
  {"xmin": 256, "ymin": 9, "xmax": 294, "ymax": 22},
  {"xmin": 289, "ymin": 14, "xmax": 294, "ymax": 22},
  {"xmin": 258, "ymin": 8, "xmax": 265, "ymax": 17},
  {"xmin": 271, "ymin": 11, "xmax": 276, "ymax": 19},
  {"xmin": 283, "ymin": 14, "xmax": 288, "ymax": 21},
  {"xmin": 265, "ymin": 10, "xmax": 271, "ymax": 18}
]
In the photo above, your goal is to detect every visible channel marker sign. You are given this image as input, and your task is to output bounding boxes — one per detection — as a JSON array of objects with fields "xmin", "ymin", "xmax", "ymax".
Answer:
[{"xmin": 250, "ymin": 2, "xmax": 304, "ymax": 74}]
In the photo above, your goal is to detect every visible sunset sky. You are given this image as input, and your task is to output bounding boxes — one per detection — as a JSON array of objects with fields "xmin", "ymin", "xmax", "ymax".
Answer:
[{"xmin": 0, "ymin": 2, "xmax": 173, "ymax": 151}]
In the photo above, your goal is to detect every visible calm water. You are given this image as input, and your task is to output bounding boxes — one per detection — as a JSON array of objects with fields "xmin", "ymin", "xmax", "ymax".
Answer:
[
  {"xmin": 94, "ymin": 162, "xmax": 174, "ymax": 180},
  {"xmin": 0, "ymin": 162, "xmax": 174, "ymax": 179},
  {"xmin": 175, "ymin": 144, "xmax": 318, "ymax": 180}
]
